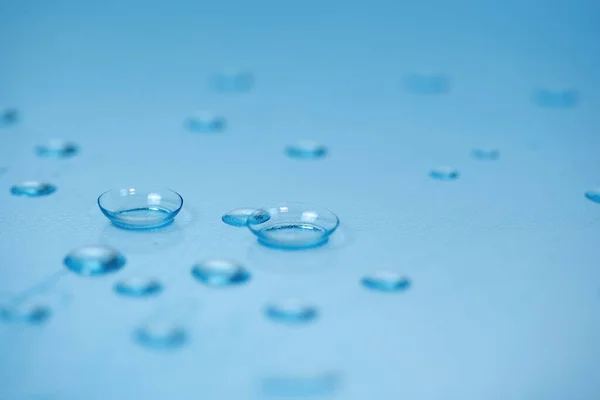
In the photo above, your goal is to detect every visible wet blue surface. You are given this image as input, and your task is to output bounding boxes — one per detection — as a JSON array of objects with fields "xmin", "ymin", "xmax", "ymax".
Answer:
[{"xmin": 1, "ymin": 1, "xmax": 600, "ymax": 399}]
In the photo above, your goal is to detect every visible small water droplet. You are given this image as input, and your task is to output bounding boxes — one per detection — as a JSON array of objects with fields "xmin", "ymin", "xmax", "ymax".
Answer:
[
  {"xmin": 10, "ymin": 181, "xmax": 57, "ymax": 197},
  {"xmin": 222, "ymin": 208, "xmax": 270, "ymax": 227},
  {"xmin": 0, "ymin": 107, "xmax": 18, "ymax": 126},
  {"xmin": 361, "ymin": 270, "xmax": 411, "ymax": 292},
  {"xmin": 64, "ymin": 245, "xmax": 126, "ymax": 276},
  {"xmin": 404, "ymin": 71, "xmax": 450, "ymax": 94},
  {"xmin": 114, "ymin": 277, "xmax": 162, "ymax": 297},
  {"xmin": 585, "ymin": 189, "xmax": 600, "ymax": 204},
  {"xmin": 286, "ymin": 141, "xmax": 328, "ymax": 159},
  {"xmin": 471, "ymin": 148, "xmax": 499, "ymax": 160},
  {"xmin": 191, "ymin": 259, "xmax": 250, "ymax": 287},
  {"xmin": 36, "ymin": 140, "xmax": 79, "ymax": 158},
  {"xmin": 264, "ymin": 298, "xmax": 318, "ymax": 324},
  {"xmin": 533, "ymin": 88, "xmax": 579, "ymax": 108},
  {"xmin": 134, "ymin": 321, "xmax": 188, "ymax": 350},
  {"xmin": 429, "ymin": 167, "xmax": 459, "ymax": 181},
  {"xmin": 210, "ymin": 69, "xmax": 254, "ymax": 93},
  {"xmin": 0, "ymin": 300, "xmax": 51, "ymax": 324},
  {"xmin": 184, "ymin": 111, "xmax": 226, "ymax": 133}
]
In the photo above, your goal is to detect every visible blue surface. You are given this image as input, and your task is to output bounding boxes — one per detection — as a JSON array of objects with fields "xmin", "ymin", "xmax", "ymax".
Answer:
[{"xmin": 1, "ymin": 1, "xmax": 600, "ymax": 399}]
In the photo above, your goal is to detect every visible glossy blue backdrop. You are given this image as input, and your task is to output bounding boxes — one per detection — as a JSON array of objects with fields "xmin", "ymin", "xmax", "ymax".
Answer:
[{"xmin": 1, "ymin": 1, "xmax": 599, "ymax": 399}]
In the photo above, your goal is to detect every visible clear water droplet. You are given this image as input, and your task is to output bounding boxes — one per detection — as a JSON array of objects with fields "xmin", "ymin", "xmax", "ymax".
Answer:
[
  {"xmin": 210, "ymin": 69, "xmax": 254, "ymax": 93},
  {"xmin": 0, "ymin": 107, "xmax": 18, "ymax": 126},
  {"xmin": 533, "ymin": 88, "xmax": 579, "ymax": 108},
  {"xmin": 222, "ymin": 208, "xmax": 270, "ymax": 227},
  {"xmin": 404, "ymin": 71, "xmax": 450, "ymax": 94},
  {"xmin": 585, "ymin": 189, "xmax": 600, "ymax": 204},
  {"xmin": 134, "ymin": 321, "xmax": 187, "ymax": 350},
  {"xmin": 184, "ymin": 111, "xmax": 226, "ymax": 133},
  {"xmin": 10, "ymin": 181, "xmax": 57, "ymax": 197},
  {"xmin": 286, "ymin": 141, "xmax": 328, "ymax": 159},
  {"xmin": 471, "ymin": 148, "xmax": 499, "ymax": 160},
  {"xmin": 265, "ymin": 298, "xmax": 318, "ymax": 324},
  {"xmin": 114, "ymin": 277, "xmax": 162, "ymax": 297},
  {"xmin": 429, "ymin": 167, "xmax": 459, "ymax": 181},
  {"xmin": 64, "ymin": 245, "xmax": 126, "ymax": 276},
  {"xmin": 36, "ymin": 140, "xmax": 79, "ymax": 158},
  {"xmin": 191, "ymin": 259, "xmax": 250, "ymax": 287},
  {"xmin": 361, "ymin": 270, "xmax": 411, "ymax": 292},
  {"xmin": 0, "ymin": 300, "xmax": 51, "ymax": 324}
]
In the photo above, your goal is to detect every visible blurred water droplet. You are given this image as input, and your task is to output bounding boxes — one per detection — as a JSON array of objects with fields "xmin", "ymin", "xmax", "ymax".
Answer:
[
  {"xmin": 0, "ymin": 107, "xmax": 18, "ymax": 126},
  {"xmin": 361, "ymin": 270, "xmax": 411, "ymax": 292},
  {"xmin": 184, "ymin": 111, "xmax": 226, "ymax": 133},
  {"xmin": 210, "ymin": 69, "xmax": 254, "ymax": 93},
  {"xmin": 10, "ymin": 181, "xmax": 57, "ymax": 197},
  {"xmin": 585, "ymin": 189, "xmax": 600, "ymax": 204},
  {"xmin": 64, "ymin": 245, "xmax": 126, "ymax": 276},
  {"xmin": 191, "ymin": 259, "xmax": 250, "ymax": 287},
  {"xmin": 134, "ymin": 321, "xmax": 188, "ymax": 350},
  {"xmin": 533, "ymin": 88, "xmax": 579, "ymax": 108},
  {"xmin": 264, "ymin": 298, "xmax": 318, "ymax": 324},
  {"xmin": 471, "ymin": 148, "xmax": 499, "ymax": 160},
  {"xmin": 36, "ymin": 140, "xmax": 79, "ymax": 158},
  {"xmin": 286, "ymin": 141, "xmax": 328, "ymax": 159},
  {"xmin": 114, "ymin": 277, "xmax": 162, "ymax": 297},
  {"xmin": 261, "ymin": 371, "xmax": 340, "ymax": 397},
  {"xmin": 429, "ymin": 167, "xmax": 459, "ymax": 181}
]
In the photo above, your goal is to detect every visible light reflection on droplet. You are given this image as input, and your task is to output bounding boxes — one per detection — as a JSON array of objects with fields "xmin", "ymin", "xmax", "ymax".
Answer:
[
  {"xmin": 222, "ymin": 208, "xmax": 270, "ymax": 227},
  {"xmin": 64, "ymin": 245, "xmax": 126, "ymax": 276},
  {"xmin": 361, "ymin": 270, "xmax": 411, "ymax": 293},
  {"xmin": 191, "ymin": 259, "xmax": 250, "ymax": 287},
  {"xmin": 10, "ymin": 181, "xmax": 57, "ymax": 197}
]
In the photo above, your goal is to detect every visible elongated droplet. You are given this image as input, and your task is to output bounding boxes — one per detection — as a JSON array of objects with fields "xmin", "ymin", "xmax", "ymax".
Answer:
[
  {"xmin": 134, "ymin": 322, "xmax": 188, "ymax": 350},
  {"xmin": 264, "ymin": 298, "xmax": 318, "ymax": 324},
  {"xmin": 10, "ymin": 181, "xmax": 57, "ymax": 197},
  {"xmin": 114, "ymin": 277, "xmax": 162, "ymax": 297},
  {"xmin": 430, "ymin": 167, "xmax": 459, "ymax": 181},
  {"xmin": 361, "ymin": 270, "xmax": 411, "ymax": 292},
  {"xmin": 585, "ymin": 189, "xmax": 600, "ymax": 204},
  {"xmin": 191, "ymin": 259, "xmax": 250, "ymax": 287}
]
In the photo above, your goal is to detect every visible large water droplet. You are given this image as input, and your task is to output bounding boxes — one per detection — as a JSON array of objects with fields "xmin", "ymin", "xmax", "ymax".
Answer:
[
  {"xmin": 36, "ymin": 140, "xmax": 79, "ymax": 158},
  {"xmin": 361, "ymin": 270, "xmax": 411, "ymax": 293},
  {"xmin": 0, "ymin": 107, "xmax": 18, "ymax": 126},
  {"xmin": 222, "ymin": 208, "xmax": 270, "ymax": 227},
  {"xmin": 184, "ymin": 111, "xmax": 226, "ymax": 133},
  {"xmin": 585, "ymin": 189, "xmax": 600, "ymax": 204},
  {"xmin": 64, "ymin": 245, "xmax": 126, "ymax": 276},
  {"xmin": 286, "ymin": 141, "xmax": 328, "ymax": 159},
  {"xmin": 10, "ymin": 181, "xmax": 57, "ymax": 197},
  {"xmin": 134, "ymin": 322, "xmax": 188, "ymax": 350},
  {"xmin": 191, "ymin": 259, "xmax": 250, "ymax": 287},
  {"xmin": 533, "ymin": 88, "xmax": 579, "ymax": 108},
  {"xmin": 264, "ymin": 298, "xmax": 318, "ymax": 324},
  {"xmin": 471, "ymin": 148, "xmax": 499, "ymax": 160},
  {"xmin": 429, "ymin": 167, "xmax": 459, "ymax": 181},
  {"xmin": 114, "ymin": 277, "xmax": 162, "ymax": 297}
]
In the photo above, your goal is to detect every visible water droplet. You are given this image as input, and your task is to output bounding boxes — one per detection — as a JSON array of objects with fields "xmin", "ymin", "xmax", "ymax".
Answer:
[
  {"xmin": 585, "ymin": 189, "xmax": 600, "ymax": 204},
  {"xmin": 248, "ymin": 203, "xmax": 339, "ymax": 250},
  {"xmin": 221, "ymin": 207, "xmax": 270, "ymax": 227},
  {"xmin": 98, "ymin": 187, "xmax": 183, "ymax": 230},
  {"xmin": 184, "ymin": 111, "xmax": 226, "ymax": 133},
  {"xmin": 0, "ymin": 107, "xmax": 18, "ymax": 126},
  {"xmin": 429, "ymin": 167, "xmax": 459, "ymax": 181},
  {"xmin": 134, "ymin": 322, "xmax": 187, "ymax": 350},
  {"xmin": 286, "ymin": 141, "xmax": 328, "ymax": 159},
  {"xmin": 264, "ymin": 298, "xmax": 318, "ymax": 324},
  {"xmin": 0, "ymin": 301, "xmax": 51, "ymax": 324},
  {"xmin": 114, "ymin": 277, "xmax": 162, "ymax": 297},
  {"xmin": 10, "ymin": 181, "xmax": 57, "ymax": 197},
  {"xmin": 36, "ymin": 140, "xmax": 79, "ymax": 158},
  {"xmin": 471, "ymin": 148, "xmax": 499, "ymax": 160},
  {"xmin": 404, "ymin": 71, "xmax": 450, "ymax": 94},
  {"xmin": 210, "ymin": 69, "xmax": 254, "ymax": 93},
  {"xmin": 533, "ymin": 88, "xmax": 579, "ymax": 108},
  {"xmin": 361, "ymin": 270, "xmax": 411, "ymax": 292},
  {"xmin": 191, "ymin": 259, "xmax": 250, "ymax": 287},
  {"xmin": 64, "ymin": 245, "xmax": 126, "ymax": 276}
]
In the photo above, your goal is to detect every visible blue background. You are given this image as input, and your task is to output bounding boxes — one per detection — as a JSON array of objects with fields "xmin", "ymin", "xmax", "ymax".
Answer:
[{"xmin": 1, "ymin": 0, "xmax": 599, "ymax": 399}]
